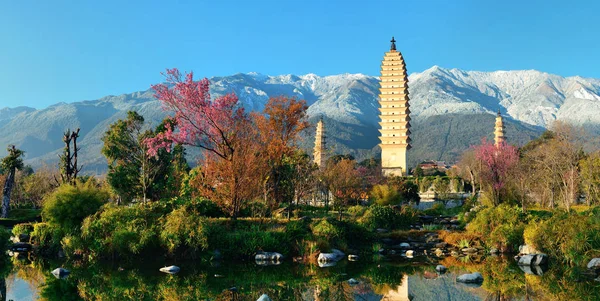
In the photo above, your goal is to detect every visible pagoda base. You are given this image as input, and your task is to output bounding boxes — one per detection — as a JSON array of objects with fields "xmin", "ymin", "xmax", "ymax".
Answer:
[{"xmin": 382, "ymin": 167, "xmax": 405, "ymax": 177}]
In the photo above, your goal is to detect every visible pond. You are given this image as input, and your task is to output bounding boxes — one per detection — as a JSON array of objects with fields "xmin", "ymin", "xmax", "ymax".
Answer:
[{"xmin": 2, "ymin": 255, "xmax": 599, "ymax": 300}]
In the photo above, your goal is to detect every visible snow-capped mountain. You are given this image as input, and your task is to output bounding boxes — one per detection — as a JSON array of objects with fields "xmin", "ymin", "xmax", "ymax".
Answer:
[{"xmin": 0, "ymin": 66, "xmax": 598, "ymax": 172}]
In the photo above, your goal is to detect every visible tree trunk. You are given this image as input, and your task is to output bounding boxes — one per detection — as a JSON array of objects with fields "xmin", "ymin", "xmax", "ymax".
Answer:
[
  {"xmin": 1, "ymin": 169, "xmax": 15, "ymax": 218},
  {"xmin": 0, "ymin": 277, "xmax": 6, "ymax": 301}
]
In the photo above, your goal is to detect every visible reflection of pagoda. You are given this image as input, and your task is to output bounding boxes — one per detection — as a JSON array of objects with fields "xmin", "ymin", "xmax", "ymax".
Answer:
[
  {"xmin": 379, "ymin": 37, "xmax": 411, "ymax": 177},
  {"xmin": 379, "ymin": 274, "xmax": 411, "ymax": 300},
  {"xmin": 494, "ymin": 110, "xmax": 506, "ymax": 147}
]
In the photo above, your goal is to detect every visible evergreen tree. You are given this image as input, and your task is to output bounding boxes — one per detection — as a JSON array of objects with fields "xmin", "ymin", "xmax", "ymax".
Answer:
[{"xmin": 1, "ymin": 145, "xmax": 24, "ymax": 218}]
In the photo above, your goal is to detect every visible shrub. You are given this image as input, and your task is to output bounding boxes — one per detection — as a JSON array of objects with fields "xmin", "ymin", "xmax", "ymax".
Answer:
[
  {"xmin": 371, "ymin": 184, "xmax": 401, "ymax": 205},
  {"xmin": 184, "ymin": 197, "xmax": 224, "ymax": 218},
  {"xmin": 311, "ymin": 219, "xmax": 342, "ymax": 240},
  {"xmin": 30, "ymin": 222, "xmax": 63, "ymax": 251},
  {"xmin": 423, "ymin": 203, "xmax": 446, "ymax": 216},
  {"xmin": 438, "ymin": 230, "xmax": 481, "ymax": 247},
  {"xmin": 466, "ymin": 204, "xmax": 526, "ymax": 251},
  {"xmin": 524, "ymin": 210, "xmax": 600, "ymax": 266},
  {"xmin": 80, "ymin": 203, "xmax": 164, "ymax": 257},
  {"xmin": 42, "ymin": 182, "xmax": 109, "ymax": 234},
  {"xmin": 0, "ymin": 227, "xmax": 11, "ymax": 250},
  {"xmin": 12, "ymin": 223, "xmax": 34, "ymax": 236},
  {"xmin": 347, "ymin": 205, "xmax": 367, "ymax": 219},
  {"xmin": 160, "ymin": 207, "xmax": 209, "ymax": 253},
  {"xmin": 360, "ymin": 205, "xmax": 418, "ymax": 231},
  {"xmin": 207, "ymin": 222, "xmax": 290, "ymax": 258}
]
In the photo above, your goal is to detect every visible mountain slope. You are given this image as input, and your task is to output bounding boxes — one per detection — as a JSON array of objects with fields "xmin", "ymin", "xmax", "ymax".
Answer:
[{"xmin": 1, "ymin": 66, "xmax": 598, "ymax": 172}]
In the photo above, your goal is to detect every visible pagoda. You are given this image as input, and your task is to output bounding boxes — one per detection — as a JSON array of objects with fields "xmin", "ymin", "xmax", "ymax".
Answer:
[
  {"xmin": 313, "ymin": 117, "xmax": 326, "ymax": 168},
  {"xmin": 378, "ymin": 37, "xmax": 411, "ymax": 176},
  {"xmin": 494, "ymin": 110, "xmax": 506, "ymax": 146}
]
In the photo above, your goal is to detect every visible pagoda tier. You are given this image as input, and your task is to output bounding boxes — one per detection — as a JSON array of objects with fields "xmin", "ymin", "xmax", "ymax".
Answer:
[{"xmin": 378, "ymin": 37, "xmax": 411, "ymax": 177}]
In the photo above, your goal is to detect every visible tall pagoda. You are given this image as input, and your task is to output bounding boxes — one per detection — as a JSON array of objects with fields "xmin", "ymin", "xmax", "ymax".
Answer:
[
  {"xmin": 494, "ymin": 110, "xmax": 506, "ymax": 146},
  {"xmin": 378, "ymin": 37, "xmax": 411, "ymax": 176},
  {"xmin": 313, "ymin": 117, "xmax": 326, "ymax": 168}
]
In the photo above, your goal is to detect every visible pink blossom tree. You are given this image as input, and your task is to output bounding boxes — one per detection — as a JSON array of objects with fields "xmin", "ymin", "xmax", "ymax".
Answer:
[
  {"xmin": 474, "ymin": 138, "xmax": 519, "ymax": 206},
  {"xmin": 146, "ymin": 68, "xmax": 263, "ymax": 218}
]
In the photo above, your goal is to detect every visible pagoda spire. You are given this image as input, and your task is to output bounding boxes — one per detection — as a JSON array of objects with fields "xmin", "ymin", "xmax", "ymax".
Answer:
[{"xmin": 379, "ymin": 37, "xmax": 410, "ymax": 176}]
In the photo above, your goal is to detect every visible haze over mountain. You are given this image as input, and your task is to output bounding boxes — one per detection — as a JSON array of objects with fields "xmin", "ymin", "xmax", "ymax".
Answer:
[{"xmin": 2, "ymin": 66, "xmax": 599, "ymax": 173}]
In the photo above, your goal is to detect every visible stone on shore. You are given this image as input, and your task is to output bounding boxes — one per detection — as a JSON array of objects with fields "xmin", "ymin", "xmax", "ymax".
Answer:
[
  {"xmin": 518, "ymin": 244, "xmax": 539, "ymax": 255},
  {"xmin": 587, "ymin": 258, "xmax": 600, "ymax": 270},
  {"xmin": 257, "ymin": 294, "xmax": 272, "ymax": 301}
]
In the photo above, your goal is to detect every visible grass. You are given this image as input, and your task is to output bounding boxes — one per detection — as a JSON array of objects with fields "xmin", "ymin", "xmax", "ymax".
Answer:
[{"xmin": 422, "ymin": 224, "xmax": 443, "ymax": 231}]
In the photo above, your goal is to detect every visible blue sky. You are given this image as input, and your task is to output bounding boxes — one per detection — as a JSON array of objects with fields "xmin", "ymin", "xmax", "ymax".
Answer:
[{"xmin": 1, "ymin": 0, "xmax": 599, "ymax": 109}]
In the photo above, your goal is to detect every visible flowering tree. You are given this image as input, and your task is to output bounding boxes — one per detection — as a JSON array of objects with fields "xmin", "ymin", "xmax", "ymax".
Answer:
[
  {"xmin": 474, "ymin": 138, "xmax": 519, "ymax": 206},
  {"xmin": 146, "ymin": 69, "xmax": 262, "ymax": 219}
]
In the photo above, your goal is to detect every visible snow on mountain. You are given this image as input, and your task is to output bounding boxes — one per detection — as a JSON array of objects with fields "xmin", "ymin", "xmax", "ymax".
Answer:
[{"xmin": 0, "ymin": 66, "xmax": 598, "ymax": 171}]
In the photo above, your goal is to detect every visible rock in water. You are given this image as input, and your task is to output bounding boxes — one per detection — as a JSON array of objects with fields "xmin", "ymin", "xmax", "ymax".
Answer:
[
  {"xmin": 587, "ymin": 258, "xmax": 600, "ymax": 270},
  {"xmin": 159, "ymin": 265, "xmax": 180, "ymax": 274},
  {"xmin": 457, "ymin": 272, "xmax": 483, "ymax": 283},
  {"xmin": 348, "ymin": 254, "xmax": 359, "ymax": 261},
  {"xmin": 257, "ymin": 294, "xmax": 272, "ymax": 301},
  {"xmin": 51, "ymin": 268, "xmax": 70, "ymax": 279},
  {"xmin": 518, "ymin": 244, "xmax": 539, "ymax": 255},
  {"xmin": 10, "ymin": 242, "xmax": 32, "ymax": 252},
  {"xmin": 518, "ymin": 254, "xmax": 548, "ymax": 266},
  {"xmin": 255, "ymin": 252, "xmax": 283, "ymax": 265},
  {"xmin": 435, "ymin": 265, "xmax": 447, "ymax": 273},
  {"xmin": 348, "ymin": 278, "xmax": 359, "ymax": 285},
  {"xmin": 317, "ymin": 249, "xmax": 345, "ymax": 264}
]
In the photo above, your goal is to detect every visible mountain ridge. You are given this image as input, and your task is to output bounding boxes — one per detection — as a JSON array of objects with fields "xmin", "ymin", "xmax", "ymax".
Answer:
[{"xmin": 1, "ymin": 66, "xmax": 598, "ymax": 173}]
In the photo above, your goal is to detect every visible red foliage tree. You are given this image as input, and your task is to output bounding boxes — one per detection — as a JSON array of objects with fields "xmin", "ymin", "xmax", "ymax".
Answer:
[
  {"xmin": 253, "ymin": 96, "xmax": 309, "ymax": 209},
  {"xmin": 474, "ymin": 138, "xmax": 519, "ymax": 205}
]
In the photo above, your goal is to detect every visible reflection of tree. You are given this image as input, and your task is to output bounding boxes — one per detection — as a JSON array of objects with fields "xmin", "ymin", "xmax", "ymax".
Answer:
[
  {"xmin": 7, "ymin": 256, "xmax": 600, "ymax": 301},
  {"xmin": 0, "ymin": 255, "xmax": 13, "ymax": 301}
]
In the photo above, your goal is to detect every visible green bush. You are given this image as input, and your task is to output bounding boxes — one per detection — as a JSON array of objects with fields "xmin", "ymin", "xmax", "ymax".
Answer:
[
  {"xmin": 311, "ymin": 219, "xmax": 342, "ymax": 240},
  {"xmin": 182, "ymin": 197, "xmax": 224, "ymax": 217},
  {"xmin": 524, "ymin": 210, "xmax": 600, "ymax": 266},
  {"xmin": 0, "ymin": 227, "xmax": 11, "ymax": 250},
  {"xmin": 423, "ymin": 203, "xmax": 446, "ymax": 216},
  {"xmin": 466, "ymin": 204, "xmax": 526, "ymax": 251},
  {"xmin": 80, "ymin": 203, "xmax": 165, "ymax": 257},
  {"xmin": 371, "ymin": 184, "xmax": 401, "ymax": 206},
  {"xmin": 12, "ymin": 222, "xmax": 34, "ymax": 236},
  {"xmin": 347, "ymin": 205, "xmax": 367, "ymax": 219},
  {"xmin": 207, "ymin": 222, "xmax": 290, "ymax": 258},
  {"xmin": 30, "ymin": 222, "xmax": 63, "ymax": 251},
  {"xmin": 42, "ymin": 182, "xmax": 109, "ymax": 234},
  {"xmin": 360, "ymin": 205, "xmax": 418, "ymax": 231},
  {"xmin": 160, "ymin": 207, "xmax": 209, "ymax": 253}
]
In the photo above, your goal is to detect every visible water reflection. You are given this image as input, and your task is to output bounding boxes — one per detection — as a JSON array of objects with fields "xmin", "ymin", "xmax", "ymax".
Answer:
[{"xmin": 2, "ymin": 254, "xmax": 599, "ymax": 301}]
